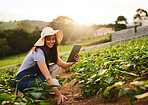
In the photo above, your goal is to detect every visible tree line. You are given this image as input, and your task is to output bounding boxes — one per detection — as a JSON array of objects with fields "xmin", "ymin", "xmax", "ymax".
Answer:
[{"xmin": 0, "ymin": 25, "xmax": 40, "ymax": 57}]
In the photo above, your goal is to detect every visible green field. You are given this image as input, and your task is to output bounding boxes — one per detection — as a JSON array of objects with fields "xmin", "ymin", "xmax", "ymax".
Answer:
[
  {"xmin": 81, "ymin": 35, "xmax": 110, "ymax": 46},
  {"xmin": 0, "ymin": 20, "xmax": 48, "ymax": 30},
  {"xmin": 69, "ymin": 37, "xmax": 148, "ymax": 104}
]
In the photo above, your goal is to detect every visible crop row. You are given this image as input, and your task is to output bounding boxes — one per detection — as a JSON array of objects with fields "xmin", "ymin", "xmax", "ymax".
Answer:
[{"xmin": 67, "ymin": 37, "xmax": 148, "ymax": 104}]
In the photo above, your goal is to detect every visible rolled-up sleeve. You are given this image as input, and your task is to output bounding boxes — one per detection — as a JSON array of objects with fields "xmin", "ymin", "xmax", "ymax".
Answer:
[{"xmin": 32, "ymin": 49, "xmax": 45, "ymax": 62}]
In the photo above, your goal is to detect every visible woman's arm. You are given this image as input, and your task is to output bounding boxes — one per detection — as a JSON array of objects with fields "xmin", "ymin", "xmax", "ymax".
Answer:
[
  {"xmin": 37, "ymin": 61, "xmax": 61, "ymax": 95},
  {"xmin": 37, "ymin": 61, "xmax": 68, "ymax": 104},
  {"xmin": 57, "ymin": 53, "xmax": 80, "ymax": 68}
]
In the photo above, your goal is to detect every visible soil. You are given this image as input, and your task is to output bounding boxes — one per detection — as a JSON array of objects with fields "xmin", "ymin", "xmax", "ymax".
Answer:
[{"xmin": 47, "ymin": 68, "xmax": 148, "ymax": 105}]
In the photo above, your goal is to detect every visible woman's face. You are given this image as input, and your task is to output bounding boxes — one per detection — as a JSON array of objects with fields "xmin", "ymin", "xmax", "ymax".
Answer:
[{"xmin": 45, "ymin": 35, "xmax": 56, "ymax": 48}]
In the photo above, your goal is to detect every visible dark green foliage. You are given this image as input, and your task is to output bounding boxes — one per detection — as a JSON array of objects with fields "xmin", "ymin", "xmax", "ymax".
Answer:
[
  {"xmin": 0, "ymin": 67, "xmax": 55, "ymax": 104},
  {"xmin": 69, "ymin": 37, "xmax": 148, "ymax": 103},
  {"xmin": 114, "ymin": 15, "xmax": 127, "ymax": 31},
  {"xmin": 0, "ymin": 29, "xmax": 40, "ymax": 57},
  {"xmin": 114, "ymin": 24, "xmax": 126, "ymax": 31},
  {"xmin": 24, "ymin": 78, "xmax": 56, "ymax": 100}
]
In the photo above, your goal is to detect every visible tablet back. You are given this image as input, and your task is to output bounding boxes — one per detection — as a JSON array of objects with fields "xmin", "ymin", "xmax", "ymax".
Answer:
[{"xmin": 67, "ymin": 44, "xmax": 82, "ymax": 62}]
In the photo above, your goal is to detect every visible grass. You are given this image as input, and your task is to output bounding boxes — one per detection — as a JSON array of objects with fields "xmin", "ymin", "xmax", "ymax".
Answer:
[
  {"xmin": 72, "ymin": 35, "xmax": 111, "ymax": 46},
  {"xmin": 0, "ymin": 36, "xmax": 109, "ymax": 68},
  {"xmin": 0, "ymin": 20, "xmax": 48, "ymax": 30},
  {"xmin": 58, "ymin": 44, "xmax": 74, "ymax": 54},
  {"xmin": 0, "ymin": 53, "xmax": 27, "ymax": 68},
  {"xmin": 82, "ymin": 36, "xmax": 110, "ymax": 45},
  {"xmin": 58, "ymin": 44, "xmax": 88, "ymax": 54}
]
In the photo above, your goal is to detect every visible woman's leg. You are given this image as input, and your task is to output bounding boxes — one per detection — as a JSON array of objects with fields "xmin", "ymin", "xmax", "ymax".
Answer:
[
  {"xmin": 49, "ymin": 64, "xmax": 61, "ymax": 78},
  {"xmin": 14, "ymin": 64, "xmax": 45, "ymax": 93}
]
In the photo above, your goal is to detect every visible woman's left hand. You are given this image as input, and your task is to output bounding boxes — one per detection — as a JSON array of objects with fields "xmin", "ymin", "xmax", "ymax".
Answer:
[{"xmin": 74, "ymin": 53, "xmax": 80, "ymax": 63}]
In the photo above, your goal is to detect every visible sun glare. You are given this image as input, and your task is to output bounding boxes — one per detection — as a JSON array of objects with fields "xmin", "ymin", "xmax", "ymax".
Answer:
[
  {"xmin": 1, "ymin": 0, "xmax": 148, "ymax": 25},
  {"xmin": 58, "ymin": 0, "xmax": 108, "ymax": 25}
]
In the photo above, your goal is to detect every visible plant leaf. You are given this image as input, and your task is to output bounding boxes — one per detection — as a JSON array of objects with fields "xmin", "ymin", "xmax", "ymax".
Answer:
[
  {"xmin": 40, "ymin": 102, "xmax": 51, "ymax": 105},
  {"xmin": 77, "ymin": 84, "xmax": 85, "ymax": 88},
  {"xmin": 103, "ymin": 81, "xmax": 124, "ymax": 96},
  {"xmin": 74, "ymin": 81, "xmax": 79, "ymax": 86},
  {"xmin": 102, "ymin": 77, "xmax": 113, "ymax": 84},
  {"xmin": 118, "ymin": 88, "xmax": 129, "ymax": 97},
  {"xmin": 98, "ymin": 69, "xmax": 107, "ymax": 75},
  {"xmin": 94, "ymin": 77, "xmax": 102, "ymax": 84},
  {"xmin": 0, "ymin": 93, "xmax": 12, "ymax": 101},
  {"xmin": 67, "ymin": 78, "xmax": 71, "ymax": 83},
  {"xmin": 103, "ymin": 84, "xmax": 115, "ymax": 96},
  {"xmin": 31, "ymin": 92, "xmax": 42, "ymax": 100},
  {"xmin": 127, "ymin": 89, "xmax": 137, "ymax": 100},
  {"xmin": 135, "ymin": 92, "xmax": 148, "ymax": 99},
  {"xmin": 114, "ymin": 69, "xmax": 138, "ymax": 76},
  {"xmin": 24, "ymin": 96, "xmax": 33, "ymax": 102}
]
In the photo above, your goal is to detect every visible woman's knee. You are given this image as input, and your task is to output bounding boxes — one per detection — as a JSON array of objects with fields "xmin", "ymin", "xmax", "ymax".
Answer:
[
  {"xmin": 49, "ymin": 64, "xmax": 61, "ymax": 78},
  {"xmin": 49, "ymin": 64, "xmax": 61, "ymax": 72}
]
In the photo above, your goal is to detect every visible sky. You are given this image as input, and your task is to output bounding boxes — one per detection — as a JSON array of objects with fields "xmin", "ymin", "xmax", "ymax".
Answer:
[{"xmin": 0, "ymin": 0, "xmax": 148, "ymax": 25}]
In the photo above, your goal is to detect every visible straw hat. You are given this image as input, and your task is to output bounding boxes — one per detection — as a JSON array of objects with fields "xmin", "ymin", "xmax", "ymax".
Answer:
[{"xmin": 34, "ymin": 27, "xmax": 63, "ymax": 46}]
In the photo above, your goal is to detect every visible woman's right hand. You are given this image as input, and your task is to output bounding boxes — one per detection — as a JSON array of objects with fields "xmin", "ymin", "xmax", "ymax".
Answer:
[{"xmin": 57, "ymin": 94, "xmax": 68, "ymax": 105}]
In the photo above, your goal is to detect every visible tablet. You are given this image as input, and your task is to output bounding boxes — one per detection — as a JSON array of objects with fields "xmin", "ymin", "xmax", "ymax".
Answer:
[{"xmin": 67, "ymin": 44, "xmax": 82, "ymax": 62}]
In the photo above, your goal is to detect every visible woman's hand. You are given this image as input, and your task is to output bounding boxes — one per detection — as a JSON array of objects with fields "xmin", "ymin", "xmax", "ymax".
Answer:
[
  {"xmin": 57, "ymin": 94, "xmax": 68, "ymax": 105},
  {"xmin": 74, "ymin": 53, "xmax": 80, "ymax": 63}
]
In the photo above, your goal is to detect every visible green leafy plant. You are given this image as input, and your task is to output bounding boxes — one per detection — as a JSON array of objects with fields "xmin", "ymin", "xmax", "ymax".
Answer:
[
  {"xmin": 118, "ymin": 80, "xmax": 148, "ymax": 105},
  {"xmin": 16, "ymin": 78, "xmax": 58, "ymax": 105},
  {"xmin": 0, "ymin": 37, "xmax": 147, "ymax": 104},
  {"xmin": 68, "ymin": 37, "xmax": 148, "ymax": 103}
]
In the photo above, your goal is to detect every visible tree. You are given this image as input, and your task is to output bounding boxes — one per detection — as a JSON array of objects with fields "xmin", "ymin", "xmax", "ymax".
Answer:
[
  {"xmin": 33, "ymin": 26, "xmax": 40, "ymax": 33},
  {"xmin": 48, "ymin": 16, "xmax": 76, "ymax": 45},
  {"xmin": 114, "ymin": 24, "xmax": 126, "ymax": 31},
  {"xmin": 0, "ymin": 26, "xmax": 5, "ymax": 33},
  {"xmin": 115, "ymin": 16, "xmax": 127, "ymax": 24},
  {"xmin": 0, "ymin": 38, "xmax": 10, "ymax": 57},
  {"xmin": 134, "ymin": 8, "xmax": 148, "ymax": 25},
  {"xmin": 16, "ymin": 21, "xmax": 32, "ymax": 33},
  {"xmin": 5, "ymin": 29, "xmax": 32, "ymax": 55},
  {"xmin": 32, "ymin": 26, "xmax": 41, "ymax": 45},
  {"xmin": 134, "ymin": 8, "xmax": 148, "ymax": 19},
  {"xmin": 115, "ymin": 16, "xmax": 127, "ymax": 31}
]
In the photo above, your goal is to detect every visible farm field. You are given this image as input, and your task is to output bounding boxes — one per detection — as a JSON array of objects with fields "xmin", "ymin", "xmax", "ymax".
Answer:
[{"xmin": 0, "ymin": 37, "xmax": 147, "ymax": 105}]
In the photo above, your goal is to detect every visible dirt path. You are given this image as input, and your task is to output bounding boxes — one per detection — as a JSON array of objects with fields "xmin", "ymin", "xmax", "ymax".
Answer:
[{"xmin": 48, "ymin": 69, "xmax": 148, "ymax": 105}]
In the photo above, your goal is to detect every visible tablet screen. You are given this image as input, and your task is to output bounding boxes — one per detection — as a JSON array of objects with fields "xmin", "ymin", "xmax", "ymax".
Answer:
[{"xmin": 67, "ymin": 44, "xmax": 82, "ymax": 62}]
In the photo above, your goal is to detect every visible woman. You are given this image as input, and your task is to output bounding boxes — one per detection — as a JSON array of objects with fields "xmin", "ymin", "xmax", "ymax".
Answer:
[{"xmin": 13, "ymin": 27, "xmax": 80, "ymax": 104}]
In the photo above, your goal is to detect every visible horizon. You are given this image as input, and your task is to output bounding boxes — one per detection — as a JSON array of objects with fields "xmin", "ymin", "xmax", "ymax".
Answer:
[{"xmin": 1, "ymin": 0, "xmax": 148, "ymax": 25}]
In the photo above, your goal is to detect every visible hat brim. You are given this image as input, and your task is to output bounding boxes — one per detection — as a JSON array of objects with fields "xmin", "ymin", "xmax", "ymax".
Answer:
[{"xmin": 34, "ymin": 30, "xmax": 63, "ymax": 46}]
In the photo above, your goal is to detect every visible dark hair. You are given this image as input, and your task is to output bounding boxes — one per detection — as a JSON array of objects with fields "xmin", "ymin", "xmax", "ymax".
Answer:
[{"xmin": 35, "ymin": 35, "xmax": 58, "ymax": 64}]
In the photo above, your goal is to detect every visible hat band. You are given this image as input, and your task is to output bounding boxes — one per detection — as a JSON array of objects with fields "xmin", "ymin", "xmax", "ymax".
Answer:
[{"xmin": 41, "ymin": 29, "xmax": 54, "ymax": 37}]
